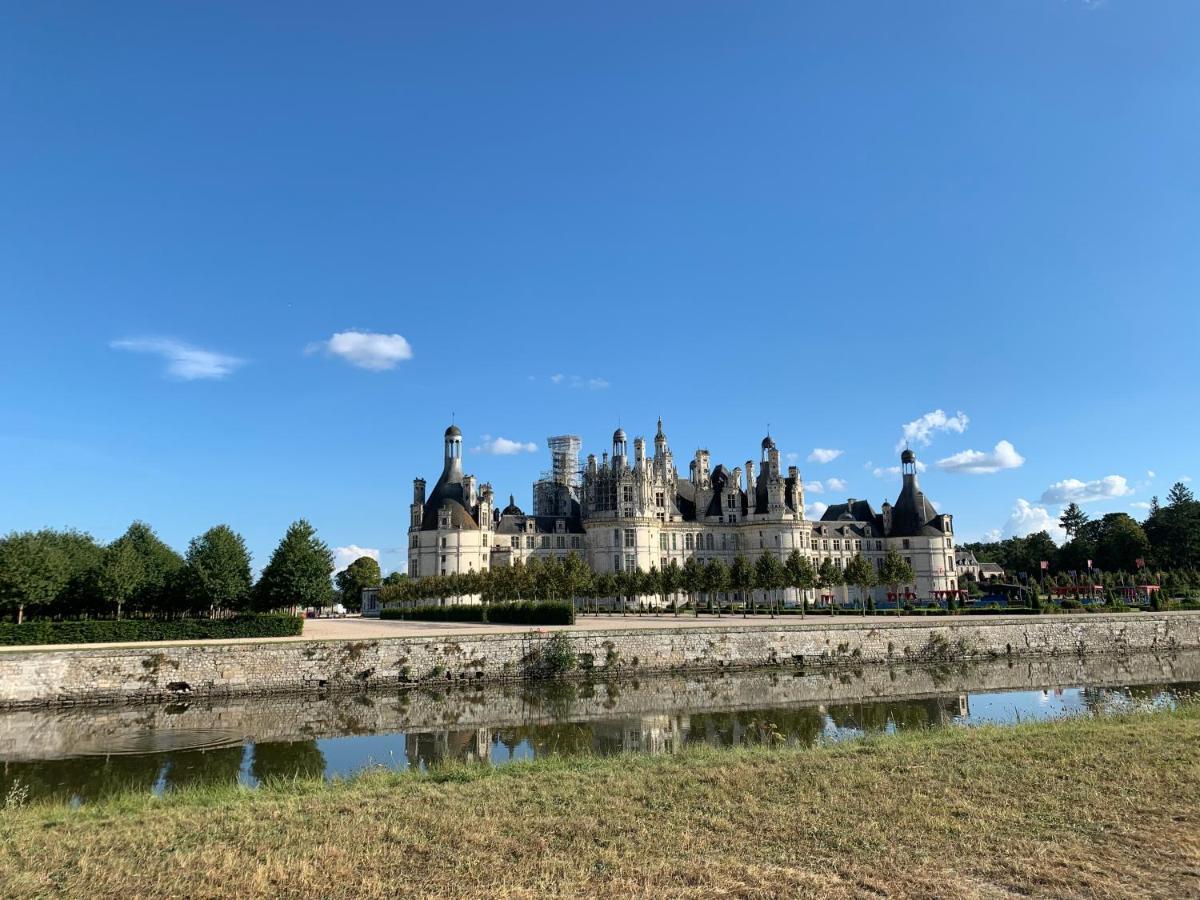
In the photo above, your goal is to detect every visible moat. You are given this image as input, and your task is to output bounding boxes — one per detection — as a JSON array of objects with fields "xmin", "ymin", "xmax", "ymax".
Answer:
[{"xmin": 2, "ymin": 650, "xmax": 1196, "ymax": 804}]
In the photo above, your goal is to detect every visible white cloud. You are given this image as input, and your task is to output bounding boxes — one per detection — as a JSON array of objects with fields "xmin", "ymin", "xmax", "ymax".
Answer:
[
  {"xmin": 826, "ymin": 477, "xmax": 848, "ymax": 492},
  {"xmin": 807, "ymin": 448, "xmax": 844, "ymax": 464},
  {"xmin": 873, "ymin": 461, "xmax": 927, "ymax": 478},
  {"xmin": 982, "ymin": 528, "xmax": 1002, "ymax": 543},
  {"xmin": 333, "ymin": 545, "xmax": 380, "ymax": 574},
  {"xmin": 935, "ymin": 440, "xmax": 1025, "ymax": 475},
  {"xmin": 1147, "ymin": 470, "xmax": 1156, "ymax": 479},
  {"xmin": 111, "ymin": 337, "xmax": 244, "ymax": 380},
  {"xmin": 307, "ymin": 331, "xmax": 413, "ymax": 371},
  {"xmin": 805, "ymin": 502, "xmax": 828, "ymax": 519},
  {"xmin": 1040, "ymin": 475, "xmax": 1134, "ymax": 505},
  {"xmin": 1130, "ymin": 501, "xmax": 1152, "ymax": 511},
  {"xmin": 785, "ymin": 452, "xmax": 799, "ymax": 463},
  {"xmin": 471, "ymin": 435, "xmax": 538, "ymax": 455},
  {"xmin": 806, "ymin": 481, "xmax": 824, "ymax": 494},
  {"xmin": 544, "ymin": 374, "xmax": 609, "ymax": 390},
  {"xmin": 1002, "ymin": 499, "xmax": 1066, "ymax": 545},
  {"xmin": 1183, "ymin": 475, "xmax": 1193, "ymax": 483},
  {"xmin": 896, "ymin": 409, "xmax": 969, "ymax": 451}
]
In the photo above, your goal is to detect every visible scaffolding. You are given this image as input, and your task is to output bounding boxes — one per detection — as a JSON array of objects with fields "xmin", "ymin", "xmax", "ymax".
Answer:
[{"xmin": 533, "ymin": 434, "xmax": 582, "ymax": 516}]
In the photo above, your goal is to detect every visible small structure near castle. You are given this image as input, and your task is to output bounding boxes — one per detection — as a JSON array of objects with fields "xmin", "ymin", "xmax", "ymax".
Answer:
[{"xmin": 406, "ymin": 420, "xmax": 958, "ymax": 605}]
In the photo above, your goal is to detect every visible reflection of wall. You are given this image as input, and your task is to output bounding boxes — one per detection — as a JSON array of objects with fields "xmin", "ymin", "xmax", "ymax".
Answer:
[{"xmin": 2, "ymin": 651, "xmax": 1197, "ymax": 763}]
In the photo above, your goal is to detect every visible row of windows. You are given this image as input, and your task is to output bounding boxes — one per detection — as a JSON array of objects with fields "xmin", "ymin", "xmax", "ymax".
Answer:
[{"xmin": 507, "ymin": 535, "xmax": 581, "ymax": 550}]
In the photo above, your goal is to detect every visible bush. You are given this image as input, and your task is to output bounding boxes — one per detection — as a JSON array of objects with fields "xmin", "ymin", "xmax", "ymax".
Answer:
[
  {"xmin": 523, "ymin": 632, "xmax": 578, "ymax": 678},
  {"xmin": 962, "ymin": 606, "xmax": 1041, "ymax": 615},
  {"xmin": 0, "ymin": 614, "xmax": 303, "ymax": 646},
  {"xmin": 380, "ymin": 601, "xmax": 574, "ymax": 626}
]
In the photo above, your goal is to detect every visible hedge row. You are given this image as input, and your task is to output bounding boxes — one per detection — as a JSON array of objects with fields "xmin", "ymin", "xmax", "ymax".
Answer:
[
  {"xmin": 0, "ymin": 614, "xmax": 304, "ymax": 646},
  {"xmin": 380, "ymin": 601, "xmax": 574, "ymax": 626}
]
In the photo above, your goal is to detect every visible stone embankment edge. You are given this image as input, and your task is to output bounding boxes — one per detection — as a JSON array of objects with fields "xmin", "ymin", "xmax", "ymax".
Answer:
[{"xmin": 2, "ymin": 612, "xmax": 1198, "ymax": 710}]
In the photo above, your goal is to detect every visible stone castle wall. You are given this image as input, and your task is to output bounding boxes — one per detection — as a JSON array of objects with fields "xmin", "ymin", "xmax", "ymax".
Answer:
[{"xmin": 1, "ymin": 612, "xmax": 1198, "ymax": 709}]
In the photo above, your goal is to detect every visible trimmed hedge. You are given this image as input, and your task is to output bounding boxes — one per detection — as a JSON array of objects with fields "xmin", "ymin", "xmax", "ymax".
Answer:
[
  {"xmin": 381, "ymin": 601, "xmax": 574, "ymax": 626},
  {"xmin": 0, "ymin": 614, "xmax": 303, "ymax": 646}
]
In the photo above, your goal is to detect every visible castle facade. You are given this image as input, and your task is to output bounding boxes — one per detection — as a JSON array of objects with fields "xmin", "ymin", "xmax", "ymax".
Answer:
[{"xmin": 407, "ymin": 421, "xmax": 958, "ymax": 604}]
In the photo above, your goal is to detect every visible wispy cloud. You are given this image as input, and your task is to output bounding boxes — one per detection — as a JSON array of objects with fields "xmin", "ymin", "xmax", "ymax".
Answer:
[
  {"xmin": 826, "ymin": 477, "xmax": 848, "ymax": 492},
  {"xmin": 806, "ymin": 481, "xmax": 825, "ymax": 494},
  {"xmin": 1040, "ymin": 475, "xmax": 1133, "ymax": 505},
  {"xmin": 111, "ymin": 337, "xmax": 245, "ymax": 380},
  {"xmin": 306, "ymin": 331, "xmax": 413, "ymax": 371},
  {"xmin": 873, "ymin": 460, "xmax": 927, "ymax": 478},
  {"xmin": 546, "ymin": 374, "xmax": 609, "ymax": 390},
  {"xmin": 807, "ymin": 448, "xmax": 844, "ymax": 464},
  {"xmin": 805, "ymin": 501, "xmax": 828, "ymax": 519},
  {"xmin": 935, "ymin": 440, "xmax": 1025, "ymax": 475},
  {"xmin": 471, "ymin": 435, "xmax": 539, "ymax": 455},
  {"xmin": 1130, "ymin": 501, "xmax": 1152, "ymax": 511},
  {"xmin": 896, "ymin": 409, "xmax": 968, "ymax": 451},
  {"xmin": 333, "ymin": 545, "xmax": 380, "ymax": 574}
]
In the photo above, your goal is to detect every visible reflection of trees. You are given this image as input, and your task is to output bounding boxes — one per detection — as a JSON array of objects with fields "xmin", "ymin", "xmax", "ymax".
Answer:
[
  {"xmin": 2, "ymin": 753, "xmax": 164, "ymax": 804},
  {"xmin": 826, "ymin": 698, "xmax": 959, "ymax": 734},
  {"xmin": 251, "ymin": 741, "xmax": 326, "ymax": 782},
  {"xmin": 161, "ymin": 745, "xmax": 246, "ymax": 792},
  {"xmin": 683, "ymin": 706, "xmax": 825, "ymax": 749}
]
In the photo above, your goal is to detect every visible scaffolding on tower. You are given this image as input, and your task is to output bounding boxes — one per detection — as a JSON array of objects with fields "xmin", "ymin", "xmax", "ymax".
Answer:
[{"xmin": 533, "ymin": 434, "xmax": 582, "ymax": 517}]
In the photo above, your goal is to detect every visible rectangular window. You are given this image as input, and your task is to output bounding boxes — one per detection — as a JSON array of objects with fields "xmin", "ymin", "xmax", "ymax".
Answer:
[
  {"xmin": 902, "ymin": 539, "xmax": 910, "ymax": 550},
  {"xmin": 876, "ymin": 540, "xmax": 883, "ymax": 551},
  {"xmin": 614, "ymin": 554, "xmax": 621, "ymax": 572},
  {"xmin": 540, "ymin": 535, "xmax": 550, "ymax": 549},
  {"xmin": 671, "ymin": 533, "xmax": 677, "ymax": 550},
  {"xmin": 625, "ymin": 554, "xmax": 635, "ymax": 572},
  {"xmin": 656, "ymin": 492, "xmax": 665, "ymax": 507},
  {"xmin": 556, "ymin": 536, "xmax": 565, "ymax": 549},
  {"xmin": 624, "ymin": 529, "xmax": 636, "ymax": 548},
  {"xmin": 571, "ymin": 536, "xmax": 580, "ymax": 549},
  {"xmin": 660, "ymin": 534, "xmax": 668, "ymax": 550},
  {"xmin": 526, "ymin": 535, "xmax": 535, "ymax": 549},
  {"xmin": 832, "ymin": 540, "xmax": 840, "ymax": 551},
  {"xmin": 623, "ymin": 486, "xmax": 633, "ymax": 502}
]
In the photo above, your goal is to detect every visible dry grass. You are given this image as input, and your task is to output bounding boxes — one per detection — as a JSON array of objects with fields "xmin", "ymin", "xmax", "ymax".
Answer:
[{"xmin": 2, "ymin": 706, "xmax": 1199, "ymax": 899}]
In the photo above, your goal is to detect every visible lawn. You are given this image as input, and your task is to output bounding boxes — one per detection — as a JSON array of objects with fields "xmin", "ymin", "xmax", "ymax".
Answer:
[{"xmin": 2, "ymin": 704, "xmax": 1198, "ymax": 898}]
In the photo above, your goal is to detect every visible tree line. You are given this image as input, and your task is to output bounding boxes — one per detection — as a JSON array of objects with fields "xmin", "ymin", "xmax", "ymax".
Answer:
[
  {"xmin": 0, "ymin": 519, "xmax": 376, "ymax": 623},
  {"xmin": 380, "ymin": 549, "xmax": 919, "ymax": 616},
  {"xmin": 961, "ymin": 482, "xmax": 1200, "ymax": 591}
]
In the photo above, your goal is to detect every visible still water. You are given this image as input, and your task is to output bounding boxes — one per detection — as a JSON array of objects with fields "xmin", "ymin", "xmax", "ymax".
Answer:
[{"xmin": 2, "ymin": 651, "xmax": 1196, "ymax": 804}]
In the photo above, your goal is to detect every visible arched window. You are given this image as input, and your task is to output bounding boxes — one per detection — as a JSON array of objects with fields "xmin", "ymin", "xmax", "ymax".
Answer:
[{"xmin": 685, "ymin": 533, "xmax": 694, "ymax": 551}]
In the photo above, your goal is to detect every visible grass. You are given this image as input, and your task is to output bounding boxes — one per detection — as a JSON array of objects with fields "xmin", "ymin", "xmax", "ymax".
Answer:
[{"xmin": 2, "ymin": 706, "xmax": 1199, "ymax": 898}]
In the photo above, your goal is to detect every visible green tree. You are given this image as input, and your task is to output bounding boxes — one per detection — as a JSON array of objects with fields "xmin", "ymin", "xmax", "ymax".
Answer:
[
  {"xmin": 183, "ymin": 525, "xmax": 253, "ymax": 615},
  {"xmin": 591, "ymin": 572, "xmax": 617, "ymax": 612},
  {"xmin": 335, "ymin": 555, "xmax": 381, "ymax": 612},
  {"xmin": 879, "ymin": 550, "xmax": 915, "ymax": 608},
  {"xmin": 561, "ymin": 553, "xmax": 593, "ymax": 613},
  {"xmin": 817, "ymin": 558, "xmax": 842, "ymax": 611},
  {"xmin": 784, "ymin": 550, "xmax": 816, "ymax": 618},
  {"xmin": 844, "ymin": 554, "xmax": 877, "ymax": 616},
  {"xmin": 704, "ymin": 559, "xmax": 730, "ymax": 617},
  {"xmin": 681, "ymin": 557, "xmax": 704, "ymax": 614},
  {"xmin": 102, "ymin": 522, "xmax": 184, "ymax": 618},
  {"xmin": 1167, "ymin": 482, "xmax": 1195, "ymax": 506},
  {"xmin": 253, "ymin": 520, "xmax": 334, "ymax": 612},
  {"xmin": 1059, "ymin": 503, "xmax": 1089, "ymax": 540},
  {"xmin": 729, "ymin": 555, "xmax": 754, "ymax": 617},
  {"xmin": 753, "ymin": 552, "xmax": 785, "ymax": 617},
  {"xmin": 1094, "ymin": 513, "xmax": 1151, "ymax": 573},
  {"xmin": 0, "ymin": 530, "xmax": 93, "ymax": 623},
  {"xmin": 660, "ymin": 559, "xmax": 684, "ymax": 616}
]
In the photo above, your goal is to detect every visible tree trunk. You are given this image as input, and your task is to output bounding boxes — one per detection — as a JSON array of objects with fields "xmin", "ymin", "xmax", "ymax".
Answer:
[{"xmin": 17, "ymin": 603, "xmax": 24, "ymax": 625}]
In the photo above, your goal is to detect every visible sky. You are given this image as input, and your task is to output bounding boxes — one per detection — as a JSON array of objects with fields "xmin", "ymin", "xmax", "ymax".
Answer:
[{"xmin": 2, "ymin": 1, "xmax": 1198, "ymax": 575}]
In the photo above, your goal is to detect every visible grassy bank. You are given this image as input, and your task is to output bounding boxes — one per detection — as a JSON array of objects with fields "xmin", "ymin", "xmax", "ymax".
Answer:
[{"xmin": 2, "ymin": 707, "xmax": 1198, "ymax": 898}]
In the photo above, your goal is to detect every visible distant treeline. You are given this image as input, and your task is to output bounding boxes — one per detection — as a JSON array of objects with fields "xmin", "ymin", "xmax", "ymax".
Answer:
[
  {"xmin": 0, "ymin": 520, "xmax": 380, "ymax": 623},
  {"xmin": 960, "ymin": 482, "xmax": 1200, "ymax": 590}
]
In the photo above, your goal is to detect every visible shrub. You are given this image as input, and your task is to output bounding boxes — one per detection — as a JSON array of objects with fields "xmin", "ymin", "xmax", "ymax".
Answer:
[
  {"xmin": 0, "ymin": 614, "xmax": 302, "ymax": 646},
  {"xmin": 523, "ymin": 632, "xmax": 577, "ymax": 678},
  {"xmin": 380, "ymin": 601, "xmax": 574, "ymax": 626}
]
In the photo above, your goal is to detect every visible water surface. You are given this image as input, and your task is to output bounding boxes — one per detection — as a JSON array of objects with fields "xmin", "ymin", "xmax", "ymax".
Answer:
[{"xmin": 2, "ymin": 651, "xmax": 1195, "ymax": 804}]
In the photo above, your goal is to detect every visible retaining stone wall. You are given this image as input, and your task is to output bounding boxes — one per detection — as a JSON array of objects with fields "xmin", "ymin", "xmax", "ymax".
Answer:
[{"xmin": 1, "ymin": 612, "xmax": 1198, "ymax": 709}]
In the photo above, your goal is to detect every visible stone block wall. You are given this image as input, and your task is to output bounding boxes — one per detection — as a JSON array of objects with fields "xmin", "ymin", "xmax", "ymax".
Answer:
[{"xmin": 1, "ymin": 612, "xmax": 1197, "ymax": 709}]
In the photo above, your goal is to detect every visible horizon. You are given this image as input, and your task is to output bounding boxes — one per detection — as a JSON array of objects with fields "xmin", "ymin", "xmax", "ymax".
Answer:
[{"xmin": 2, "ymin": 1, "xmax": 1197, "ymax": 575}]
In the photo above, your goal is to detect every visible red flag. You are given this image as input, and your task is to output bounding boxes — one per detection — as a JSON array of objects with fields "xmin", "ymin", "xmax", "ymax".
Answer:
[
  {"xmin": 1039, "ymin": 560, "xmax": 1049, "ymax": 571},
  {"xmin": 1135, "ymin": 557, "xmax": 1145, "ymax": 569}
]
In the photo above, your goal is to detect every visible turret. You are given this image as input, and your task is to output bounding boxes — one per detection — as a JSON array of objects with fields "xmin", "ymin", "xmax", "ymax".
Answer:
[
  {"xmin": 745, "ymin": 460, "xmax": 756, "ymax": 496},
  {"xmin": 443, "ymin": 424, "xmax": 464, "ymax": 481},
  {"xmin": 413, "ymin": 477, "xmax": 426, "ymax": 505},
  {"xmin": 612, "ymin": 428, "xmax": 628, "ymax": 467},
  {"xmin": 901, "ymin": 448, "xmax": 919, "ymax": 488},
  {"xmin": 654, "ymin": 417, "xmax": 668, "ymax": 456},
  {"xmin": 633, "ymin": 436, "xmax": 646, "ymax": 467}
]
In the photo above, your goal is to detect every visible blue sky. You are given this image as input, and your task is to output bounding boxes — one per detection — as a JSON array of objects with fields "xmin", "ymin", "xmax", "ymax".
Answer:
[{"xmin": 2, "ymin": 1, "xmax": 1197, "ymax": 574}]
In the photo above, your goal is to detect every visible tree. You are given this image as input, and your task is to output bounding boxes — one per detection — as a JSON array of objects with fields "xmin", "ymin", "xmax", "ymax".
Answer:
[
  {"xmin": 729, "ymin": 555, "xmax": 754, "ymax": 617},
  {"xmin": 253, "ymin": 520, "xmax": 334, "ymax": 612},
  {"xmin": 704, "ymin": 559, "xmax": 730, "ymax": 617},
  {"xmin": 335, "ymin": 555, "xmax": 381, "ymax": 612},
  {"xmin": 184, "ymin": 525, "xmax": 253, "ymax": 615},
  {"xmin": 660, "ymin": 559, "xmax": 684, "ymax": 616},
  {"xmin": 844, "ymin": 554, "xmax": 877, "ymax": 616},
  {"xmin": 0, "ymin": 530, "xmax": 80, "ymax": 623},
  {"xmin": 784, "ymin": 550, "xmax": 816, "ymax": 619},
  {"xmin": 1167, "ymin": 482, "xmax": 1195, "ymax": 507},
  {"xmin": 592, "ymin": 572, "xmax": 617, "ymax": 612},
  {"xmin": 561, "ymin": 553, "xmax": 593, "ymax": 613},
  {"xmin": 1094, "ymin": 513, "xmax": 1151, "ymax": 574},
  {"xmin": 101, "ymin": 522, "xmax": 184, "ymax": 618},
  {"xmin": 753, "ymin": 553, "xmax": 785, "ymax": 618},
  {"xmin": 681, "ymin": 557, "xmax": 704, "ymax": 614},
  {"xmin": 1060, "ymin": 503, "xmax": 1089, "ymax": 540},
  {"xmin": 879, "ymin": 550, "xmax": 915, "ymax": 608},
  {"xmin": 817, "ymin": 558, "xmax": 842, "ymax": 611}
]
